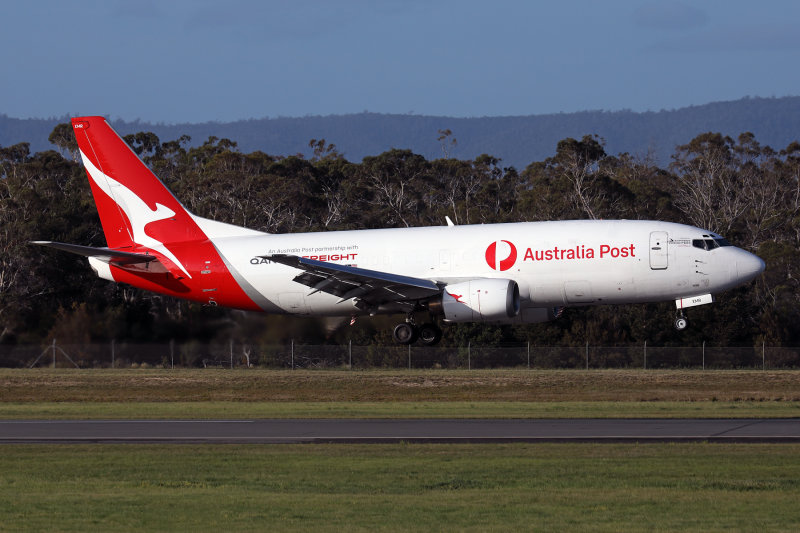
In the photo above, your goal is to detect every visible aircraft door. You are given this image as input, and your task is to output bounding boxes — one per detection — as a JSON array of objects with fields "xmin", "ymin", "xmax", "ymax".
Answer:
[{"xmin": 649, "ymin": 231, "xmax": 668, "ymax": 270}]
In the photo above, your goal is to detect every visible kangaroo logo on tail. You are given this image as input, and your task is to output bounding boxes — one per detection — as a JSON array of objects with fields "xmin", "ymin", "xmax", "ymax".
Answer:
[{"xmin": 80, "ymin": 154, "xmax": 191, "ymax": 279}]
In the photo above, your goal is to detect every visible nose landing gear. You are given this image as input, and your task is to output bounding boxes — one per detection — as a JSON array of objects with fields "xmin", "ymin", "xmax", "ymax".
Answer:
[{"xmin": 674, "ymin": 310, "xmax": 688, "ymax": 331}]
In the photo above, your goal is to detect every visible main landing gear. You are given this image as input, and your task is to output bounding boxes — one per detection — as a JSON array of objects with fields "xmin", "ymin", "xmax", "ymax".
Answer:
[
  {"xmin": 392, "ymin": 316, "xmax": 442, "ymax": 346},
  {"xmin": 674, "ymin": 309, "xmax": 688, "ymax": 331}
]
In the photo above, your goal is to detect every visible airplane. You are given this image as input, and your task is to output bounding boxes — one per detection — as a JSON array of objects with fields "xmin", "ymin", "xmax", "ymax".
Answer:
[{"xmin": 33, "ymin": 116, "xmax": 765, "ymax": 345}]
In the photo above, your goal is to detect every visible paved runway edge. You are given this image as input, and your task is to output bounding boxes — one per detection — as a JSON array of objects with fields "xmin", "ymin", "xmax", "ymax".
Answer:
[{"xmin": 1, "ymin": 418, "xmax": 799, "ymax": 444}]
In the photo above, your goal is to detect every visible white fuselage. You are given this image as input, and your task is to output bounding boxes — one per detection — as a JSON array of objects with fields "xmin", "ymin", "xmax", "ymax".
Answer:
[{"xmin": 206, "ymin": 219, "xmax": 764, "ymax": 317}]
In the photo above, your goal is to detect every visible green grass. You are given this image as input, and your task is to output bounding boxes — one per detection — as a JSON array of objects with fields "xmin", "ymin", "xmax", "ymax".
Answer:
[
  {"xmin": 1, "ymin": 400, "xmax": 800, "ymax": 420},
  {"xmin": 1, "ymin": 443, "xmax": 799, "ymax": 532},
  {"xmin": 3, "ymin": 369, "xmax": 799, "ymax": 531}
]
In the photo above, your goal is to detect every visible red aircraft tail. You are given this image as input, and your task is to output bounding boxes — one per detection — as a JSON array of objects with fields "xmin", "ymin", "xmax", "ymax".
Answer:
[
  {"xmin": 71, "ymin": 116, "xmax": 208, "ymax": 278},
  {"xmin": 34, "ymin": 117, "xmax": 261, "ymax": 311}
]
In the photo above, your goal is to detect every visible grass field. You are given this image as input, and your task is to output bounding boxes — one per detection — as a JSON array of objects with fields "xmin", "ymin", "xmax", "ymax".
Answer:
[
  {"xmin": 2, "ymin": 368, "xmax": 800, "ymax": 420},
  {"xmin": 3, "ymin": 368, "xmax": 800, "ymax": 402},
  {"xmin": 1, "ymin": 443, "xmax": 799, "ymax": 532},
  {"xmin": 3, "ymin": 368, "xmax": 799, "ymax": 531},
  {"xmin": 2, "ymin": 400, "xmax": 800, "ymax": 420}
]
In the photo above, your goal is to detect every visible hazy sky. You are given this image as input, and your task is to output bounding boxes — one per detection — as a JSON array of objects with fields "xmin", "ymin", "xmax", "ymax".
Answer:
[{"xmin": 3, "ymin": 0, "xmax": 799, "ymax": 123}]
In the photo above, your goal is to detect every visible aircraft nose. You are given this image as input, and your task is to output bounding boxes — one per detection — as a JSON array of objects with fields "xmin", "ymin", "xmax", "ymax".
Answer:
[{"xmin": 736, "ymin": 251, "xmax": 765, "ymax": 281}]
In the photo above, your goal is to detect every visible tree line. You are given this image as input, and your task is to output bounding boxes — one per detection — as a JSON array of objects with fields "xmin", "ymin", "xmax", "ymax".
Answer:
[{"xmin": 0, "ymin": 124, "xmax": 797, "ymax": 362}]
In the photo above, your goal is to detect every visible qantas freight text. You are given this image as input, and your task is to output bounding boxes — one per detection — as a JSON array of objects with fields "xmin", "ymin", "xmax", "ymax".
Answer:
[{"xmin": 251, "ymin": 253, "xmax": 358, "ymax": 264}]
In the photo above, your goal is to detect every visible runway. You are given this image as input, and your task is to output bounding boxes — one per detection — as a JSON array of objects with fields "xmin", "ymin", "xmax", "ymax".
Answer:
[{"xmin": 1, "ymin": 418, "xmax": 800, "ymax": 443}]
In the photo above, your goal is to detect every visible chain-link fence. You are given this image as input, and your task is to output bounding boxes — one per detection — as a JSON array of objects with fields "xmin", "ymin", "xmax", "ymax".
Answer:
[{"xmin": 3, "ymin": 341, "xmax": 799, "ymax": 370}]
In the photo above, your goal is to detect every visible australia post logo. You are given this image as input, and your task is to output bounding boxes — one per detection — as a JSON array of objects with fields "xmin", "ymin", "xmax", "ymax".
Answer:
[
  {"xmin": 485, "ymin": 239, "xmax": 637, "ymax": 270},
  {"xmin": 485, "ymin": 240, "xmax": 518, "ymax": 271}
]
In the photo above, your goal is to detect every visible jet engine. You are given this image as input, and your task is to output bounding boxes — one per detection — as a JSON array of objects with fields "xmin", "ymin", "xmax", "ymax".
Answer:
[{"xmin": 433, "ymin": 279, "xmax": 520, "ymax": 322}]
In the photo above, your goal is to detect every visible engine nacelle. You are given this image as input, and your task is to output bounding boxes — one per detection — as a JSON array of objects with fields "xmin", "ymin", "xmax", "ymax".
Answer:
[{"xmin": 439, "ymin": 279, "xmax": 520, "ymax": 322}]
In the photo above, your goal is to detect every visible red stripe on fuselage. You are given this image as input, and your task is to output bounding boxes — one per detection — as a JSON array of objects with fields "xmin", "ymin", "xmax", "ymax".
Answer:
[{"xmin": 108, "ymin": 240, "xmax": 262, "ymax": 312}]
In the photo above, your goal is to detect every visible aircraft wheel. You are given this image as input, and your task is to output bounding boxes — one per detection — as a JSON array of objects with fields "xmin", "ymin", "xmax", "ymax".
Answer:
[
  {"xmin": 674, "ymin": 317, "xmax": 688, "ymax": 331},
  {"xmin": 393, "ymin": 323, "xmax": 418, "ymax": 345},
  {"xmin": 418, "ymin": 323, "xmax": 442, "ymax": 346}
]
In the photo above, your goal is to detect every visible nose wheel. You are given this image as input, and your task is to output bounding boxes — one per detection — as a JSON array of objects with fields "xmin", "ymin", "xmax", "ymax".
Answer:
[{"xmin": 674, "ymin": 310, "xmax": 688, "ymax": 331}]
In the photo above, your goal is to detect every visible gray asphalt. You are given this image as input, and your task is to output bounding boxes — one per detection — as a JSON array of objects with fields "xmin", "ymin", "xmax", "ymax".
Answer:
[{"xmin": 1, "ymin": 418, "xmax": 800, "ymax": 443}]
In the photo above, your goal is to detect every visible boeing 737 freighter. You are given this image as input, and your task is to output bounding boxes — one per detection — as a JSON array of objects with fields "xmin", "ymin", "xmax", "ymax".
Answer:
[{"xmin": 34, "ymin": 117, "xmax": 765, "ymax": 345}]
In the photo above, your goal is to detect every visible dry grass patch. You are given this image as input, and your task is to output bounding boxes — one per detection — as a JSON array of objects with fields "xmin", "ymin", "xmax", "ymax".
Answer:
[{"xmin": 2, "ymin": 368, "xmax": 800, "ymax": 403}]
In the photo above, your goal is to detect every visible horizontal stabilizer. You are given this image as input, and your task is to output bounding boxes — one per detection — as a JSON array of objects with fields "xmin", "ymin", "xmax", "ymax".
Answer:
[{"xmin": 31, "ymin": 241, "xmax": 158, "ymax": 266}]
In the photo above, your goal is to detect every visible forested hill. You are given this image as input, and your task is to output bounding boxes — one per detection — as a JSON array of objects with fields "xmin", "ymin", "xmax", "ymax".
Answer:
[{"xmin": 3, "ymin": 96, "xmax": 800, "ymax": 167}]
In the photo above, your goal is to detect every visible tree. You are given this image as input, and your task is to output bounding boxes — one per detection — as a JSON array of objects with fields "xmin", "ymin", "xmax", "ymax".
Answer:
[
  {"xmin": 437, "ymin": 129, "xmax": 457, "ymax": 159},
  {"xmin": 358, "ymin": 149, "xmax": 428, "ymax": 228},
  {"xmin": 48, "ymin": 123, "xmax": 79, "ymax": 161},
  {"xmin": 670, "ymin": 133, "xmax": 746, "ymax": 237},
  {"xmin": 123, "ymin": 131, "xmax": 162, "ymax": 160},
  {"xmin": 549, "ymin": 135, "xmax": 608, "ymax": 220}
]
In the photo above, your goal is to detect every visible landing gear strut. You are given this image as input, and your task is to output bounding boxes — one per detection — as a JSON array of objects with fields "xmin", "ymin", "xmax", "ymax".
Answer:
[{"xmin": 674, "ymin": 310, "xmax": 688, "ymax": 331}]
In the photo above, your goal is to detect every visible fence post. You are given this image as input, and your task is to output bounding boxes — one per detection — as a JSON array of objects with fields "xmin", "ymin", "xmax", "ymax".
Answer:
[
  {"xmin": 349, "ymin": 340, "xmax": 352, "ymax": 370},
  {"xmin": 52, "ymin": 338, "xmax": 57, "ymax": 369},
  {"xmin": 230, "ymin": 339, "xmax": 234, "ymax": 369},
  {"xmin": 762, "ymin": 341, "xmax": 765, "ymax": 370},
  {"xmin": 527, "ymin": 342, "xmax": 530, "ymax": 369},
  {"xmin": 585, "ymin": 342, "xmax": 589, "ymax": 370},
  {"xmin": 468, "ymin": 341, "xmax": 471, "ymax": 370},
  {"xmin": 111, "ymin": 339, "xmax": 115, "ymax": 369},
  {"xmin": 408, "ymin": 344, "xmax": 411, "ymax": 370},
  {"xmin": 170, "ymin": 339, "xmax": 174, "ymax": 369},
  {"xmin": 291, "ymin": 339, "xmax": 294, "ymax": 370},
  {"xmin": 644, "ymin": 340, "xmax": 647, "ymax": 370},
  {"xmin": 702, "ymin": 341, "xmax": 705, "ymax": 370}
]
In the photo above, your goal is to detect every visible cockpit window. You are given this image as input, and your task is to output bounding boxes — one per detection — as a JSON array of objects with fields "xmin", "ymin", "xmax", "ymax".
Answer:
[{"xmin": 693, "ymin": 238, "xmax": 732, "ymax": 251}]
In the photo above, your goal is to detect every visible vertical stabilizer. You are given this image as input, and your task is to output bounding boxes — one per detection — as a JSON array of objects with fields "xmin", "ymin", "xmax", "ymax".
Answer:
[{"xmin": 71, "ymin": 117, "xmax": 207, "ymax": 277}]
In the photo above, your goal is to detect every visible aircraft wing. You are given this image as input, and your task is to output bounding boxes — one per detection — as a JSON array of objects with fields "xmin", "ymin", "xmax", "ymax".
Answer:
[{"xmin": 262, "ymin": 254, "xmax": 442, "ymax": 306}]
